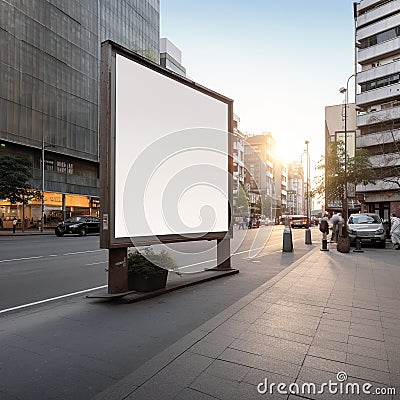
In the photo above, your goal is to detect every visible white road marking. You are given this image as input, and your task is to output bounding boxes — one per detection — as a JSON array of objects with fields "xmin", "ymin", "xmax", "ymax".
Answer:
[
  {"xmin": 0, "ymin": 256, "xmax": 43, "ymax": 263},
  {"xmin": 0, "ymin": 285, "xmax": 108, "ymax": 315},
  {"xmin": 0, "ymin": 249, "xmax": 106, "ymax": 264},
  {"xmin": 62, "ymin": 250, "xmax": 105, "ymax": 256},
  {"xmin": 1, "ymin": 232, "xmax": 307, "ymax": 314},
  {"xmin": 85, "ymin": 261, "xmax": 108, "ymax": 266}
]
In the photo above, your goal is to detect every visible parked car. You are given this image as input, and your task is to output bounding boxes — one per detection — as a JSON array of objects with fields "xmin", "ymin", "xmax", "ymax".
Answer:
[
  {"xmin": 55, "ymin": 216, "xmax": 100, "ymax": 237},
  {"xmin": 347, "ymin": 213, "xmax": 386, "ymax": 248}
]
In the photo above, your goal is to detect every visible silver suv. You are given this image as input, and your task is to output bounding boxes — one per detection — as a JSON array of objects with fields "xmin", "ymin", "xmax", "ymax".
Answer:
[{"xmin": 348, "ymin": 213, "xmax": 386, "ymax": 248}]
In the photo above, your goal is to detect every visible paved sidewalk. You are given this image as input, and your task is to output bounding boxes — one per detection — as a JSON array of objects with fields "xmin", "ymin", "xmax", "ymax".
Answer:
[{"xmin": 93, "ymin": 243, "xmax": 400, "ymax": 400}]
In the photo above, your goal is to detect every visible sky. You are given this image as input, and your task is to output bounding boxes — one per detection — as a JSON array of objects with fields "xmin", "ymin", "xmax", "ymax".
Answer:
[{"xmin": 160, "ymin": 0, "xmax": 357, "ymax": 169}]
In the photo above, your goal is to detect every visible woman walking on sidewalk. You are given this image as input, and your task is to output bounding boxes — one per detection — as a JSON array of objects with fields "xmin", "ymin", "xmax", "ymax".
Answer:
[{"xmin": 390, "ymin": 213, "xmax": 400, "ymax": 249}]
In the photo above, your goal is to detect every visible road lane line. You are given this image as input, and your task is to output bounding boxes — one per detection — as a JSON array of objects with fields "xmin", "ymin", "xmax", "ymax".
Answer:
[
  {"xmin": 0, "ymin": 285, "xmax": 108, "ymax": 315},
  {"xmin": 0, "ymin": 249, "xmax": 106, "ymax": 264},
  {"xmin": 0, "ymin": 256, "xmax": 44, "ymax": 263},
  {"xmin": 62, "ymin": 250, "xmax": 105, "ymax": 256},
  {"xmin": 85, "ymin": 261, "xmax": 108, "ymax": 266}
]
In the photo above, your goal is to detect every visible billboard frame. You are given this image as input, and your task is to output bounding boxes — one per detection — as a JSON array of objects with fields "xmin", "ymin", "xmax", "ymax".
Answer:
[{"xmin": 100, "ymin": 40, "xmax": 233, "ymax": 249}]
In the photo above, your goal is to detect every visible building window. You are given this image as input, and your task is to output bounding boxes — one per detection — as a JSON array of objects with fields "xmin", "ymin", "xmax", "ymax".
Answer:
[
  {"xmin": 67, "ymin": 163, "xmax": 74, "ymax": 175},
  {"xmin": 360, "ymin": 72, "xmax": 400, "ymax": 92},
  {"xmin": 360, "ymin": 25, "xmax": 400, "ymax": 49},
  {"xmin": 56, "ymin": 161, "xmax": 67, "ymax": 173},
  {"xmin": 45, "ymin": 160, "xmax": 54, "ymax": 171}
]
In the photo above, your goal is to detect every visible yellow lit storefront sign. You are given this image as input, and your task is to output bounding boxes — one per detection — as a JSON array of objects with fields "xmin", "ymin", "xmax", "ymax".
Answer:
[
  {"xmin": 2, "ymin": 192, "xmax": 91, "ymax": 208},
  {"xmin": 65, "ymin": 194, "xmax": 90, "ymax": 208}
]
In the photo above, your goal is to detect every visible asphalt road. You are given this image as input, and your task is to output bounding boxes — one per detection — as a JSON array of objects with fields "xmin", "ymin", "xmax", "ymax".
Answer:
[
  {"xmin": 0, "ymin": 225, "xmax": 275, "ymax": 311},
  {"xmin": 0, "ymin": 226, "xmax": 316, "ymax": 400}
]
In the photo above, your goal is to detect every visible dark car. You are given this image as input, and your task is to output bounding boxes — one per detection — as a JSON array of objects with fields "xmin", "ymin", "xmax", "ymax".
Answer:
[{"xmin": 55, "ymin": 216, "xmax": 100, "ymax": 237}]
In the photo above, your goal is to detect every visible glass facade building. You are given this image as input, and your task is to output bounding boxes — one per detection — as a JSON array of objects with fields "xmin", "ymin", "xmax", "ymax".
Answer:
[{"xmin": 0, "ymin": 0, "xmax": 159, "ymax": 223}]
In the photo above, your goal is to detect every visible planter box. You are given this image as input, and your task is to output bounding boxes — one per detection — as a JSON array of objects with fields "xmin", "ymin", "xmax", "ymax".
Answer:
[{"xmin": 128, "ymin": 268, "xmax": 168, "ymax": 292}]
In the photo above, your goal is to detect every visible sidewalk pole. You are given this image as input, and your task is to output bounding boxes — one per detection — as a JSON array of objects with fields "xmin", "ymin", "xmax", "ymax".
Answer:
[
  {"xmin": 353, "ymin": 238, "xmax": 364, "ymax": 253},
  {"xmin": 283, "ymin": 226, "xmax": 293, "ymax": 252},
  {"xmin": 321, "ymin": 232, "xmax": 329, "ymax": 251},
  {"xmin": 305, "ymin": 228, "xmax": 312, "ymax": 245}
]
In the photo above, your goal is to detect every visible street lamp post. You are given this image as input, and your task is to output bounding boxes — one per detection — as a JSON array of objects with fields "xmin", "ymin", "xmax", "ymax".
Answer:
[
  {"xmin": 304, "ymin": 140, "xmax": 312, "ymax": 244},
  {"xmin": 339, "ymin": 73, "xmax": 355, "ymax": 222}
]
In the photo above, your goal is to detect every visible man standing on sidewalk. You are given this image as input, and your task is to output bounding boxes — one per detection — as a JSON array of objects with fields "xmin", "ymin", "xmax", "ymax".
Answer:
[
  {"xmin": 12, "ymin": 217, "xmax": 17, "ymax": 233},
  {"xmin": 390, "ymin": 213, "xmax": 400, "ymax": 249}
]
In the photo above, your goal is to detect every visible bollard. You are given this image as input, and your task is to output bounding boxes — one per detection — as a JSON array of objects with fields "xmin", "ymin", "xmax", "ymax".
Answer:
[
  {"xmin": 283, "ymin": 226, "xmax": 293, "ymax": 252},
  {"xmin": 320, "ymin": 232, "xmax": 329, "ymax": 251},
  {"xmin": 305, "ymin": 228, "xmax": 312, "ymax": 245},
  {"xmin": 353, "ymin": 238, "xmax": 364, "ymax": 253}
]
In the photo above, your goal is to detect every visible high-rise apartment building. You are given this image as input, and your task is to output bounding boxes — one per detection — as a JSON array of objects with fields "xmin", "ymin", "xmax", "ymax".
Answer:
[
  {"xmin": 0, "ymin": 0, "xmax": 160, "ymax": 223},
  {"xmin": 355, "ymin": 0, "xmax": 400, "ymax": 219}
]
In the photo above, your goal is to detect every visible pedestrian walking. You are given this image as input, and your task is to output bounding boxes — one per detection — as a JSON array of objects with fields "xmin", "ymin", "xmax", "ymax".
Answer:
[
  {"xmin": 390, "ymin": 213, "xmax": 400, "ymax": 250},
  {"xmin": 12, "ymin": 217, "xmax": 17, "ymax": 233},
  {"xmin": 330, "ymin": 212, "xmax": 343, "ymax": 242},
  {"xmin": 237, "ymin": 216, "xmax": 244, "ymax": 230}
]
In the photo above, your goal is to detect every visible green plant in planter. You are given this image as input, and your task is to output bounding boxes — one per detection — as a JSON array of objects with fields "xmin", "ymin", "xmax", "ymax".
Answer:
[{"xmin": 127, "ymin": 248, "xmax": 180, "ymax": 292}]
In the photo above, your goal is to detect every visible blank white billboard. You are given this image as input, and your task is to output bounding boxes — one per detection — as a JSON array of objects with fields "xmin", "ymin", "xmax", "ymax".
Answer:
[{"xmin": 114, "ymin": 54, "xmax": 229, "ymax": 239}]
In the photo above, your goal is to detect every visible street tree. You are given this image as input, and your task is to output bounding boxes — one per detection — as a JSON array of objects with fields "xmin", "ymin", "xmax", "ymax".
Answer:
[
  {"xmin": 0, "ymin": 155, "xmax": 40, "ymax": 231},
  {"xmin": 236, "ymin": 182, "xmax": 250, "ymax": 213},
  {"xmin": 311, "ymin": 141, "xmax": 375, "ymax": 219}
]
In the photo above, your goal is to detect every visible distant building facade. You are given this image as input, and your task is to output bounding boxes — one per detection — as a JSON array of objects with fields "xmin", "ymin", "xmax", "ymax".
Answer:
[
  {"xmin": 160, "ymin": 38, "xmax": 186, "ymax": 77},
  {"xmin": 355, "ymin": 0, "xmax": 400, "ymax": 219},
  {"xmin": 0, "ymin": 0, "xmax": 160, "ymax": 223},
  {"xmin": 232, "ymin": 113, "xmax": 245, "ymax": 212},
  {"xmin": 287, "ymin": 161, "xmax": 304, "ymax": 215},
  {"xmin": 244, "ymin": 133, "xmax": 277, "ymax": 220}
]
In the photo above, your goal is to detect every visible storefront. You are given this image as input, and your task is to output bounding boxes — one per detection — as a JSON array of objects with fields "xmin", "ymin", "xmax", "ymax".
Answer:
[{"xmin": 0, "ymin": 192, "xmax": 100, "ymax": 228}]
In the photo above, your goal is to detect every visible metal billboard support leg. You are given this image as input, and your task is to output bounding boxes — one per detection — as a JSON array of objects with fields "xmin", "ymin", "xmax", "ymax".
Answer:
[
  {"xmin": 108, "ymin": 247, "xmax": 128, "ymax": 294},
  {"xmin": 215, "ymin": 238, "xmax": 232, "ymax": 270}
]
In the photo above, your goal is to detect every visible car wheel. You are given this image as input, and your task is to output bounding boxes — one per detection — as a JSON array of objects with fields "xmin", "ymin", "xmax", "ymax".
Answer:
[
  {"xmin": 79, "ymin": 227, "xmax": 87, "ymax": 236},
  {"xmin": 55, "ymin": 227, "xmax": 64, "ymax": 237}
]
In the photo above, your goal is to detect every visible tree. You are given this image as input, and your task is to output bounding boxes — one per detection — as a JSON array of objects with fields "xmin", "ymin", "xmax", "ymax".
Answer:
[
  {"xmin": 236, "ymin": 182, "xmax": 250, "ymax": 213},
  {"xmin": 0, "ymin": 155, "xmax": 40, "ymax": 231},
  {"xmin": 312, "ymin": 141, "xmax": 375, "ymax": 218}
]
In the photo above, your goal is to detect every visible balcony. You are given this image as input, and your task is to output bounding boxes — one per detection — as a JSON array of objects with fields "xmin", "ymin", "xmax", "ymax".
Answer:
[
  {"xmin": 358, "ymin": 0, "xmax": 392, "ymax": 13},
  {"xmin": 357, "ymin": 177, "xmax": 399, "ymax": 191},
  {"xmin": 357, "ymin": 12, "xmax": 400, "ymax": 41},
  {"xmin": 357, "ymin": 104, "xmax": 400, "ymax": 126},
  {"xmin": 356, "ymin": 82, "xmax": 400, "ymax": 106},
  {"xmin": 368, "ymin": 152, "xmax": 400, "ymax": 168},
  {"xmin": 357, "ymin": 129, "xmax": 400, "ymax": 146},
  {"xmin": 357, "ymin": 1, "xmax": 400, "ymax": 27},
  {"xmin": 357, "ymin": 60, "xmax": 400, "ymax": 84},
  {"xmin": 357, "ymin": 37, "xmax": 400, "ymax": 64}
]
